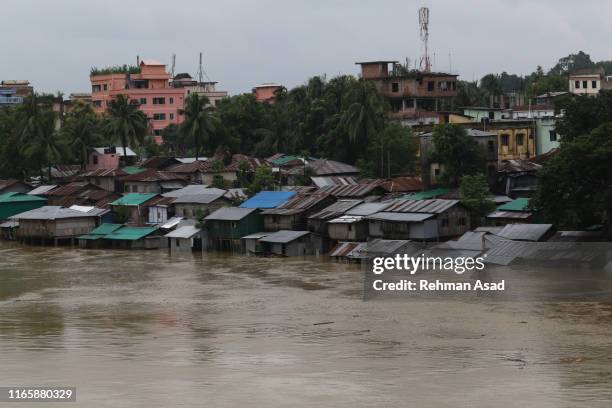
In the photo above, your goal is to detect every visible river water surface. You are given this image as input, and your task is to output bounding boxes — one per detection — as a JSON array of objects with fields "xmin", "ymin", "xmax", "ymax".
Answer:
[{"xmin": 1, "ymin": 241, "xmax": 612, "ymax": 407}]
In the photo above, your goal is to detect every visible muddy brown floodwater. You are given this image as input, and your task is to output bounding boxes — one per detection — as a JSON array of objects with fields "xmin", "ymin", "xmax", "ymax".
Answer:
[{"xmin": 1, "ymin": 241, "xmax": 612, "ymax": 407}]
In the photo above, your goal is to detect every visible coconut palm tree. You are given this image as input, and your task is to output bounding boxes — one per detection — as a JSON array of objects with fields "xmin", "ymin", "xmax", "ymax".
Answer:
[
  {"xmin": 342, "ymin": 80, "xmax": 387, "ymax": 144},
  {"xmin": 17, "ymin": 94, "xmax": 63, "ymax": 181},
  {"xmin": 104, "ymin": 94, "xmax": 148, "ymax": 157},
  {"xmin": 62, "ymin": 102, "xmax": 102, "ymax": 169},
  {"xmin": 179, "ymin": 93, "xmax": 219, "ymax": 160}
]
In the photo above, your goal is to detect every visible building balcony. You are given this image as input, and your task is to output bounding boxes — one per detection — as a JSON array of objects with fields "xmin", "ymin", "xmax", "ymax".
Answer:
[{"xmin": 0, "ymin": 96, "xmax": 23, "ymax": 105}]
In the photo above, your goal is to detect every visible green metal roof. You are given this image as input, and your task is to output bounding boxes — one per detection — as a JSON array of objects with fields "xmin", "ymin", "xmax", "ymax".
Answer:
[
  {"xmin": 104, "ymin": 226, "xmax": 158, "ymax": 241},
  {"xmin": 0, "ymin": 192, "xmax": 46, "ymax": 203},
  {"xmin": 111, "ymin": 193, "xmax": 156, "ymax": 206},
  {"xmin": 497, "ymin": 197, "xmax": 530, "ymax": 212},
  {"xmin": 271, "ymin": 155, "xmax": 300, "ymax": 165},
  {"xmin": 403, "ymin": 187, "xmax": 450, "ymax": 200},
  {"xmin": 121, "ymin": 166, "xmax": 146, "ymax": 175},
  {"xmin": 78, "ymin": 223, "xmax": 123, "ymax": 240}
]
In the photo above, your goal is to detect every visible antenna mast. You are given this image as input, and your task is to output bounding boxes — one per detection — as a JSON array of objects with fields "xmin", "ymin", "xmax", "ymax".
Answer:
[
  {"xmin": 418, "ymin": 7, "xmax": 431, "ymax": 72},
  {"xmin": 171, "ymin": 54, "xmax": 176, "ymax": 79},
  {"xmin": 197, "ymin": 52, "xmax": 203, "ymax": 84}
]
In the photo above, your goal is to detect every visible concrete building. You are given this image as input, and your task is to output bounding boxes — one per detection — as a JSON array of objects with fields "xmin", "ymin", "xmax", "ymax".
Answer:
[
  {"xmin": 172, "ymin": 73, "xmax": 228, "ymax": 106},
  {"xmin": 568, "ymin": 67, "xmax": 612, "ymax": 96},
  {"xmin": 356, "ymin": 61, "xmax": 458, "ymax": 119},
  {"xmin": 252, "ymin": 83, "xmax": 283, "ymax": 103},
  {"xmin": 90, "ymin": 59, "xmax": 186, "ymax": 141},
  {"xmin": 0, "ymin": 80, "xmax": 33, "ymax": 108}
]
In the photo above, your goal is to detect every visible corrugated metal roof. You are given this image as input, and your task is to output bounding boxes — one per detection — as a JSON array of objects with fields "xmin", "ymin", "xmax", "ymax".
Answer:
[
  {"xmin": 306, "ymin": 159, "xmax": 359, "ymax": 176},
  {"xmin": 205, "ymin": 207, "xmax": 257, "ymax": 221},
  {"xmin": 83, "ymin": 168, "xmax": 127, "ymax": 177},
  {"xmin": 345, "ymin": 202, "xmax": 393, "ymax": 216},
  {"xmin": 241, "ymin": 232, "xmax": 271, "ymax": 240},
  {"xmin": 160, "ymin": 216, "xmax": 183, "ymax": 229},
  {"xmin": 27, "ymin": 185, "xmax": 57, "ymax": 195},
  {"xmin": 78, "ymin": 223, "xmax": 123, "ymax": 240},
  {"xmin": 403, "ymin": 187, "xmax": 450, "ymax": 200},
  {"xmin": 329, "ymin": 241, "xmax": 362, "ymax": 257},
  {"xmin": 484, "ymin": 241, "xmax": 611, "ymax": 266},
  {"xmin": 260, "ymin": 193, "xmax": 330, "ymax": 215},
  {"xmin": 9, "ymin": 206, "xmax": 101, "ymax": 220},
  {"xmin": 104, "ymin": 226, "xmax": 158, "ymax": 241},
  {"xmin": 93, "ymin": 146, "xmax": 137, "ymax": 156},
  {"xmin": 121, "ymin": 166, "xmax": 146, "ymax": 175},
  {"xmin": 379, "ymin": 176, "xmax": 423, "ymax": 193},
  {"xmin": 328, "ymin": 215, "xmax": 365, "ymax": 224},
  {"xmin": 319, "ymin": 183, "xmax": 382, "ymax": 198},
  {"xmin": 354, "ymin": 239, "xmax": 421, "ymax": 257},
  {"xmin": 46, "ymin": 182, "xmax": 98, "ymax": 197},
  {"xmin": 497, "ymin": 197, "xmax": 530, "ymax": 212},
  {"xmin": 367, "ymin": 212, "xmax": 435, "ymax": 222},
  {"xmin": 308, "ymin": 200, "xmax": 362, "ymax": 220},
  {"xmin": 173, "ymin": 192, "xmax": 226, "ymax": 204},
  {"xmin": 384, "ymin": 199, "xmax": 459, "ymax": 214},
  {"xmin": 122, "ymin": 169, "xmax": 187, "ymax": 182},
  {"xmin": 111, "ymin": 193, "xmax": 157, "ymax": 206},
  {"xmin": 239, "ymin": 191, "xmax": 296, "ymax": 209},
  {"xmin": 259, "ymin": 230, "xmax": 310, "ymax": 243},
  {"xmin": 496, "ymin": 223, "xmax": 554, "ymax": 241},
  {"xmin": 162, "ymin": 185, "xmax": 217, "ymax": 197},
  {"xmin": 497, "ymin": 160, "xmax": 542, "ymax": 173},
  {"xmin": 486, "ymin": 211, "xmax": 532, "ymax": 220},
  {"xmin": 164, "ymin": 225, "xmax": 201, "ymax": 239},
  {"xmin": 0, "ymin": 192, "xmax": 46, "ymax": 203},
  {"xmin": 311, "ymin": 176, "xmax": 358, "ymax": 188}
]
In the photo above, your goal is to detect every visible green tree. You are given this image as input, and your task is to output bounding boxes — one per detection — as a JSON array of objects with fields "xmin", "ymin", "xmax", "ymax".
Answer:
[
  {"xmin": 16, "ymin": 94, "xmax": 63, "ymax": 180},
  {"xmin": 460, "ymin": 174, "xmax": 495, "ymax": 222},
  {"xmin": 430, "ymin": 124, "xmax": 485, "ymax": 187},
  {"xmin": 532, "ymin": 123, "xmax": 612, "ymax": 237},
  {"xmin": 104, "ymin": 94, "xmax": 148, "ymax": 157},
  {"xmin": 61, "ymin": 101, "xmax": 103, "ymax": 169},
  {"xmin": 248, "ymin": 166, "xmax": 275, "ymax": 194},
  {"xmin": 179, "ymin": 93, "xmax": 219, "ymax": 160},
  {"xmin": 367, "ymin": 123, "xmax": 417, "ymax": 178}
]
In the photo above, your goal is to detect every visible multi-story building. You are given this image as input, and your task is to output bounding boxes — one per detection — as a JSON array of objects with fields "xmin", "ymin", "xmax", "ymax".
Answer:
[
  {"xmin": 171, "ymin": 73, "xmax": 228, "ymax": 106},
  {"xmin": 356, "ymin": 61, "xmax": 458, "ymax": 121},
  {"xmin": 0, "ymin": 80, "xmax": 33, "ymax": 108},
  {"xmin": 90, "ymin": 60, "xmax": 186, "ymax": 142},
  {"xmin": 252, "ymin": 83, "xmax": 283, "ymax": 103},
  {"xmin": 568, "ymin": 67, "xmax": 612, "ymax": 95}
]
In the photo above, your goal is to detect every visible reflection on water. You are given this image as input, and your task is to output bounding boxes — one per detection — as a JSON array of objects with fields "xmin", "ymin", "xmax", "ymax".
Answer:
[{"xmin": 1, "ymin": 241, "xmax": 612, "ymax": 407}]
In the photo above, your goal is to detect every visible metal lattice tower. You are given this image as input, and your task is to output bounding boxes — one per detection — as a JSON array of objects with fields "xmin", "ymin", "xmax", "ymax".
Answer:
[{"xmin": 419, "ymin": 7, "xmax": 431, "ymax": 72}]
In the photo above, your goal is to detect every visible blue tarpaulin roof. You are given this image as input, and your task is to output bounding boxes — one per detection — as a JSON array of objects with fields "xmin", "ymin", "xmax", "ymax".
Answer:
[{"xmin": 239, "ymin": 191, "xmax": 296, "ymax": 209}]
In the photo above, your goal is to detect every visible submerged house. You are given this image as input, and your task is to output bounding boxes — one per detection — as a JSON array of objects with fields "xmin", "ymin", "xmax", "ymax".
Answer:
[
  {"xmin": 367, "ymin": 199, "xmax": 470, "ymax": 241},
  {"xmin": 261, "ymin": 193, "xmax": 334, "ymax": 231},
  {"xmin": 173, "ymin": 191, "xmax": 231, "ymax": 219},
  {"xmin": 327, "ymin": 201, "xmax": 394, "ymax": 242},
  {"xmin": 164, "ymin": 224, "xmax": 204, "ymax": 252},
  {"xmin": 10, "ymin": 206, "xmax": 103, "ymax": 244},
  {"xmin": 77, "ymin": 223, "xmax": 123, "ymax": 248},
  {"xmin": 258, "ymin": 230, "xmax": 313, "ymax": 256},
  {"xmin": 104, "ymin": 225, "xmax": 162, "ymax": 249},
  {"xmin": 486, "ymin": 197, "xmax": 533, "ymax": 225},
  {"xmin": 145, "ymin": 195, "xmax": 176, "ymax": 225},
  {"xmin": 0, "ymin": 192, "xmax": 46, "ymax": 220},
  {"xmin": 205, "ymin": 207, "xmax": 263, "ymax": 250},
  {"xmin": 307, "ymin": 199, "xmax": 362, "ymax": 235}
]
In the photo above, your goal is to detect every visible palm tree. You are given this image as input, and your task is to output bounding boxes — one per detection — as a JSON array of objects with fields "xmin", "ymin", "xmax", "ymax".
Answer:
[
  {"xmin": 104, "ymin": 94, "xmax": 148, "ymax": 158},
  {"xmin": 62, "ymin": 102, "xmax": 102, "ymax": 169},
  {"xmin": 342, "ymin": 80, "xmax": 386, "ymax": 144},
  {"xmin": 17, "ymin": 94, "xmax": 63, "ymax": 181},
  {"xmin": 179, "ymin": 93, "xmax": 219, "ymax": 160}
]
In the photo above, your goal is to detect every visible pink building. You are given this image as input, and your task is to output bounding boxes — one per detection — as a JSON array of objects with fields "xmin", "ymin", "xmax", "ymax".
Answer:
[
  {"xmin": 252, "ymin": 83, "xmax": 282, "ymax": 103},
  {"xmin": 90, "ymin": 60, "xmax": 186, "ymax": 143}
]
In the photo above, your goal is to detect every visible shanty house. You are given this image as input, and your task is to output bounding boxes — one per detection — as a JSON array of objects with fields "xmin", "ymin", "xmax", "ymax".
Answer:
[
  {"xmin": 10, "ymin": 206, "xmax": 102, "ymax": 244},
  {"xmin": 77, "ymin": 223, "xmax": 123, "ymax": 248},
  {"xmin": 104, "ymin": 225, "xmax": 162, "ymax": 249},
  {"xmin": 327, "ymin": 201, "xmax": 393, "ymax": 242},
  {"xmin": 110, "ymin": 193, "xmax": 157, "ymax": 225},
  {"xmin": 81, "ymin": 168, "xmax": 127, "ymax": 192},
  {"xmin": 122, "ymin": 169, "xmax": 187, "ymax": 194},
  {"xmin": 0, "ymin": 179, "xmax": 32, "ymax": 194},
  {"xmin": 205, "ymin": 207, "xmax": 263, "ymax": 250},
  {"xmin": 258, "ymin": 230, "xmax": 312, "ymax": 256},
  {"xmin": 0, "ymin": 192, "xmax": 46, "ymax": 220},
  {"xmin": 145, "ymin": 196, "xmax": 176, "ymax": 225},
  {"xmin": 164, "ymin": 224, "xmax": 204, "ymax": 252},
  {"xmin": 42, "ymin": 182, "xmax": 104, "ymax": 206},
  {"xmin": 241, "ymin": 232, "xmax": 271, "ymax": 254},
  {"xmin": 486, "ymin": 197, "xmax": 533, "ymax": 225},
  {"xmin": 261, "ymin": 193, "xmax": 335, "ymax": 231},
  {"xmin": 495, "ymin": 160, "xmax": 541, "ymax": 198},
  {"xmin": 239, "ymin": 191, "xmax": 296, "ymax": 209},
  {"xmin": 87, "ymin": 146, "xmax": 137, "ymax": 170},
  {"xmin": 173, "ymin": 191, "xmax": 231, "ymax": 219},
  {"xmin": 367, "ymin": 199, "xmax": 470, "ymax": 240}
]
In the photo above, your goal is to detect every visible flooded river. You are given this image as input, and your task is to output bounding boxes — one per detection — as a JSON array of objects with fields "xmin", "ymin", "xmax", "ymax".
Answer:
[{"xmin": 1, "ymin": 241, "xmax": 612, "ymax": 407}]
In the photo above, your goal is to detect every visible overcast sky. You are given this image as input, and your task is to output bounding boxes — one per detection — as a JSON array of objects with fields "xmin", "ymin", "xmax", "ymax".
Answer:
[{"xmin": 1, "ymin": 0, "xmax": 610, "ymax": 96}]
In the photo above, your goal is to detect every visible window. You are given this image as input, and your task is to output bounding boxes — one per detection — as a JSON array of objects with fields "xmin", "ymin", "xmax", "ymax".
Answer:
[
  {"xmin": 434, "ymin": 168, "xmax": 440, "ymax": 176},
  {"xmin": 487, "ymin": 140, "xmax": 495, "ymax": 152},
  {"xmin": 153, "ymin": 113, "xmax": 166, "ymax": 121},
  {"xmin": 92, "ymin": 85, "xmax": 101, "ymax": 92},
  {"xmin": 125, "ymin": 185, "xmax": 130, "ymax": 192},
  {"xmin": 169, "ymin": 97, "xmax": 174, "ymax": 104},
  {"xmin": 92, "ymin": 155, "xmax": 98, "ymax": 165},
  {"xmin": 132, "ymin": 185, "xmax": 138, "ymax": 192},
  {"xmin": 582, "ymin": 80, "xmax": 587, "ymax": 89},
  {"xmin": 391, "ymin": 82, "xmax": 399, "ymax": 92},
  {"xmin": 92, "ymin": 100, "xmax": 102, "ymax": 108},
  {"xmin": 169, "ymin": 113, "xmax": 174, "ymax": 120},
  {"xmin": 549, "ymin": 130, "xmax": 558, "ymax": 142},
  {"xmin": 488, "ymin": 111, "xmax": 495, "ymax": 120},
  {"xmin": 139, "ymin": 98, "xmax": 147, "ymax": 105},
  {"xmin": 592, "ymin": 80, "xmax": 597, "ymax": 89},
  {"xmin": 575, "ymin": 80, "xmax": 580, "ymax": 89},
  {"xmin": 176, "ymin": 239, "xmax": 180, "ymax": 247},
  {"xmin": 516, "ymin": 133, "xmax": 525, "ymax": 146},
  {"xmin": 103, "ymin": 84, "xmax": 108, "ymax": 91},
  {"xmin": 427, "ymin": 81, "xmax": 435, "ymax": 91},
  {"xmin": 153, "ymin": 97, "xmax": 166, "ymax": 105},
  {"xmin": 501, "ymin": 134, "xmax": 509, "ymax": 146},
  {"xmin": 153, "ymin": 129, "xmax": 162, "ymax": 136}
]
